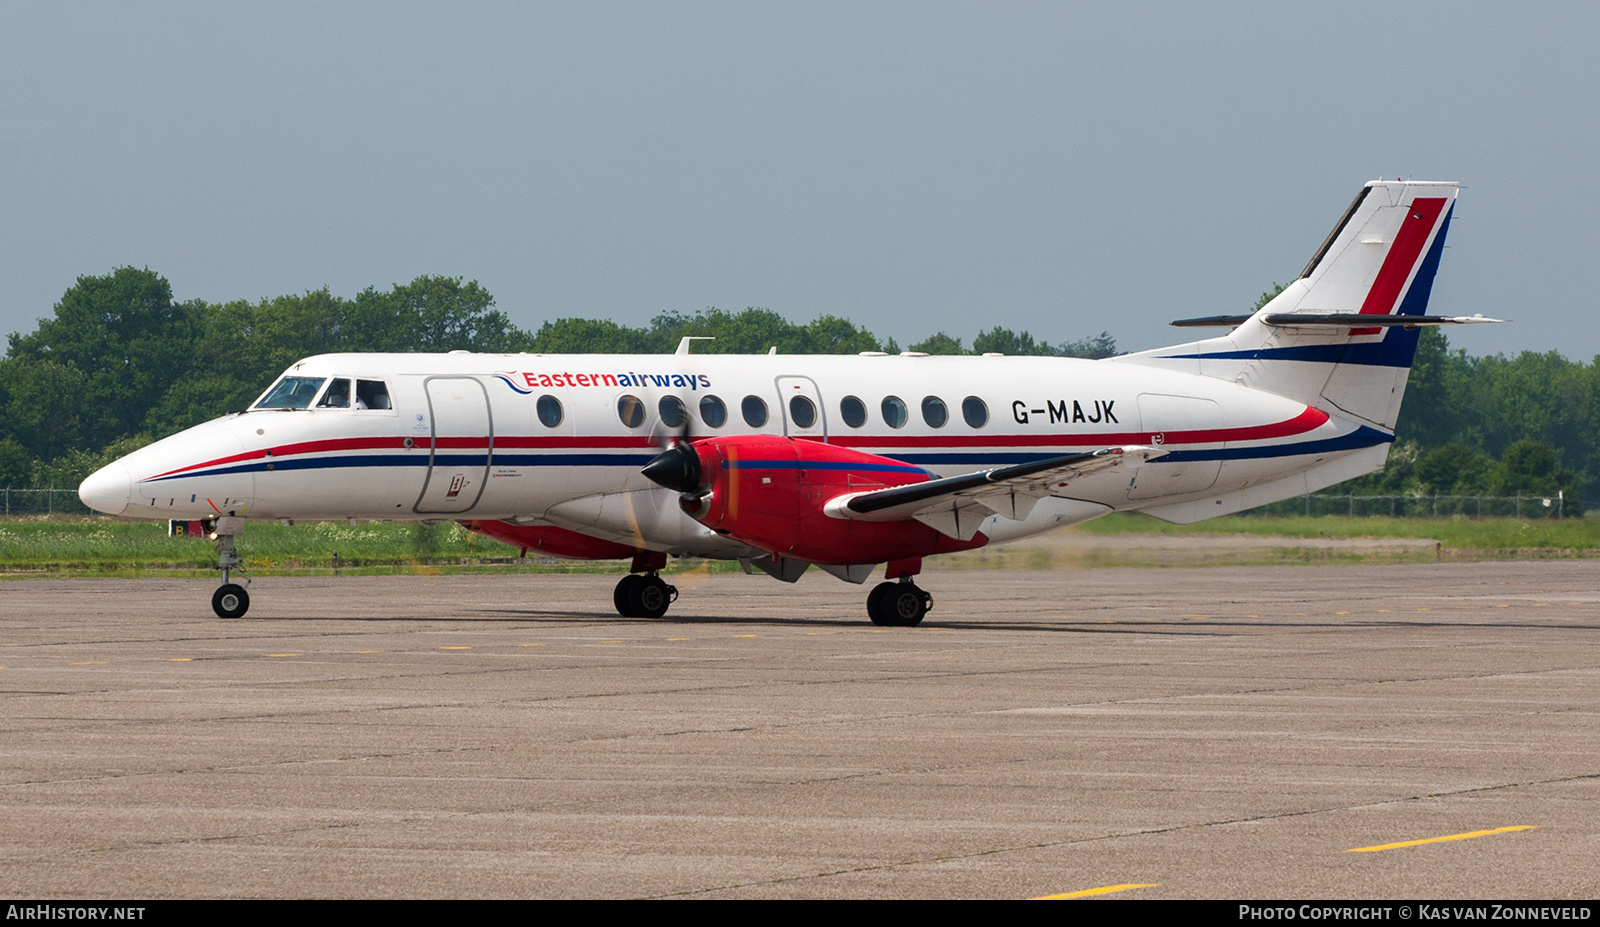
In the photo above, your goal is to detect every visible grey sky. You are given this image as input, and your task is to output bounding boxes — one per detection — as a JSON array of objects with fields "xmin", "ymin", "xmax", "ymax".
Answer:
[{"xmin": 3, "ymin": 2, "xmax": 1594, "ymax": 360}]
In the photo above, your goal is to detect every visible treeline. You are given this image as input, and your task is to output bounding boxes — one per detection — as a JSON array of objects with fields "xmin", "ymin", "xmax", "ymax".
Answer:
[{"xmin": 0, "ymin": 266, "xmax": 1591, "ymax": 512}]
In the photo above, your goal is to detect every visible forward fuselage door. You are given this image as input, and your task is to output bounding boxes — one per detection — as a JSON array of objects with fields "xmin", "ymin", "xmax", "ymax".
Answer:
[
  {"xmin": 775, "ymin": 376, "xmax": 827, "ymax": 441},
  {"xmin": 414, "ymin": 376, "xmax": 493, "ymax": 514}
]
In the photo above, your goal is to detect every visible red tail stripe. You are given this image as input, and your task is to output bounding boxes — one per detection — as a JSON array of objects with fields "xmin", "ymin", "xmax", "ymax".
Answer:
[{"xmin": 1351, "ymin": 196, "xmax": 1446, "ymax": 334}]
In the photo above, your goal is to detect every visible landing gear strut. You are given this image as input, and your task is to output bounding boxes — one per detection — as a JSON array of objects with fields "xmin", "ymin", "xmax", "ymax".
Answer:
[
  {"xmin": 866, "ymin": 557, "xmax": 931, "ymax": 627},
  {"xmin": 210, "ymin": 516, "xmax": 250, "ymax": 619},
  {"xmin": 613, "ymin": 551, "xmax": 676, "ymax": 619}
]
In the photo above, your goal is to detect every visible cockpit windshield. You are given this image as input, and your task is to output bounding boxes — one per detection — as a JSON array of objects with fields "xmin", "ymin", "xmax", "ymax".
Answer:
[{"xmin": 253, "ymin": 376, "xmax": 327, "ymax": 410}]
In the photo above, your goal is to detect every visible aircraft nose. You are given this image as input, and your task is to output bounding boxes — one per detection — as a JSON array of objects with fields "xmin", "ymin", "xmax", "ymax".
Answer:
[{"xmin": 79, "ymin": 461, "xmax": 132, "ymax": 517}]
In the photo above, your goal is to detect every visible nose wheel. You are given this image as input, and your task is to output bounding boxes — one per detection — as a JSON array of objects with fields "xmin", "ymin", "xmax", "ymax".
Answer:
[
  {"xmin": 613, "ymin": 573, "xmax": 677, "ymax": 619},
  {"xmin": 212, "ymin": 583, "xmax": 250, "ymax": 619}
]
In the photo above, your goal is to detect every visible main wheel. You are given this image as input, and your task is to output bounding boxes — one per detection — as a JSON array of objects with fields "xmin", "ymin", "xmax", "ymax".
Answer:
[
  {"xmin": 212, "ymin": 583, "xmax": 250, "ymax": 619},
  {"xmin": 866, "ymin": 581, "xmax": 897, "ymax": 626},
  {"xmin": 884, "ymin": 583, "xmax": 930, "ymax": 627},
  {"xmin": 613, "ymin": 574, "xmax": 644, "ymax": 617},
  {"xmin": 629, "ymin": 575, "xmax": 676, "ymax": 619}
]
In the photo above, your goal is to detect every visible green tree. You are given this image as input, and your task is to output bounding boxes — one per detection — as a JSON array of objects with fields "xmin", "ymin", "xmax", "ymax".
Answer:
[
  {"xmin": 346, "ymin": 276, "xmax": 514, "ymax": 352},
  {"xmin": 526, "ymin": 317, "xmax": 657, "ymax": 354},
  {"xmin": 909, "ymin": 332, "xmax": 965, "ymax": 355},
  {"xmin": 972, "ymin": 327, "xmax": 1054, "ymax": 356},
  {"xmin": 1056, "ymin": 331, "xmax": 1119, "ymax": 359},
  {"xmin": 1492, "ymin": 439, "xmax": 1580, "ymax": 499},
  {"xmin": 1414, "ymin": 442, "xmax": 1495, "ymax": 495},
  {"xmin": 7, "ymin": 268, "xmax": 202, "ymax": 450}
]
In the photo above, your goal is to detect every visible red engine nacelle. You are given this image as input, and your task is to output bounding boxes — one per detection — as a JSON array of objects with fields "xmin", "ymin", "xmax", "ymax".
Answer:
[{"xmin": 643, "ymin": 435, "xmax": 988, "ymax": 565}]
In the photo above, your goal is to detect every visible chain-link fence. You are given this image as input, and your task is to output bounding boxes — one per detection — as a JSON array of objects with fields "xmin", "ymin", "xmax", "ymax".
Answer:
[
  {"xmin": 1241, "ymin": 493, "xmax": 1583, "ymax": 519},
  {"xmin": 2, "ymin": 488, "xmax": 93, "ymax": 516}
]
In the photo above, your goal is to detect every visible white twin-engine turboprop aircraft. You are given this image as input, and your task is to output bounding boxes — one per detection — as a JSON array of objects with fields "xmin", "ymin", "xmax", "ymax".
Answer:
[{"xmin": 80, "ymin": 179, "xmax": 1496, "ymax": 625}]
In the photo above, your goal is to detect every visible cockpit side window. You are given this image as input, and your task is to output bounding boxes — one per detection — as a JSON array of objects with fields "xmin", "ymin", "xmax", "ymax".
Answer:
[
  {"xmin": 253, "ymin": 376, "xmax": 327, "ymax": 410},
  {"xmin": 317, "ymin": 379, "xmax": 353, "ymax": 409},
  {"xmin": 356, "ymin": 380, "xmax": 391, "ymax": 410}
]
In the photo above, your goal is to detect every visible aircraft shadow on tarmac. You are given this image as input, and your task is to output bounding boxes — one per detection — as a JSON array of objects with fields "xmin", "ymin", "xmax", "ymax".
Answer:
[{"xmin": 232, "ymin": 610, "xmax": 1600, "ymax": 634}]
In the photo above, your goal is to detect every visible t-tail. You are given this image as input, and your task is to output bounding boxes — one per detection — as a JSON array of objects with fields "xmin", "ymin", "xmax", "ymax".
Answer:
[{"xmin": 1116, "ymin": 179, "xmax": 1493, "ymax": 432}]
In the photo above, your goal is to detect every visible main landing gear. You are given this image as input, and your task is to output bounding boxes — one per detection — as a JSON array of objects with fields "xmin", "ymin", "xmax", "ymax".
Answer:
[
  {"xmin": 613, "ymin": 573, "xmax": 678, "ymax": 619},
  {"xmin": 612, "ymin": 551, "xmax": 677, "ymax": 619},
  {"xmin": 210, "ymin": 516, "xmax": 250, "ymax": 619},
  {"xmin": 867, "ymin": 579, "xmax": 932, "ymax": 627},
  {"xmin": 865, "ymin": 557, "xmax": 932, "ymax": 627}
]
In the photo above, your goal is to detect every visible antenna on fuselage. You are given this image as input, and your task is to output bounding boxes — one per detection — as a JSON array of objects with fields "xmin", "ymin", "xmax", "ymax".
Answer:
[{"xmin": 675, "ymin": 336, "xmax": 714, "ymax": 355}]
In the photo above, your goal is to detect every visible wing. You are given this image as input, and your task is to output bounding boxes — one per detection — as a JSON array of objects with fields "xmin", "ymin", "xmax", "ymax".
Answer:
[{"xmin": 822, "ymin": 446, "xmax": 1167, "ymax": 541}]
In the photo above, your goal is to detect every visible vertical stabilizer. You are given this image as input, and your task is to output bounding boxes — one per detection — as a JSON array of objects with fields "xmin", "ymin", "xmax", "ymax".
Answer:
[{"xmin": 1114, "ymin": 180, "xmax": 1458, "ymax": 432}]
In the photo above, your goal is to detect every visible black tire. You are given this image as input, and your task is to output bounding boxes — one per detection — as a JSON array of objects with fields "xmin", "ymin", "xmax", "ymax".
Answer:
[
  {"xmin": 613, "ymin": 574, "xmax": 644, "ymax": 617},
  {"xmin": 630, "ymin": 575, "xmax": 676, "ymax": 620},
  {"xmin": 866, "ymin": 581, "xmax": 897, "ymax": 626},
  {"xmin": 212, "ymin": 583, "xmax": 250, "ymax": 619},
  {"xmin": 885, "ymin": 584, "xmax": 929, "ymax": 627}
]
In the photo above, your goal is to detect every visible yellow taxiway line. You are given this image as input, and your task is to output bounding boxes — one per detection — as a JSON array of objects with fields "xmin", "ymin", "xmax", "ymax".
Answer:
[{"xmin": 1347, "ymin": 826, "xmax": 1537, "ymax": 853}]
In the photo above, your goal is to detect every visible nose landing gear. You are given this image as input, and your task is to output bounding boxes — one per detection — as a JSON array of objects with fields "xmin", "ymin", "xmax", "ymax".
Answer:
[{"xmin": 210, "ymin": 516, "xmax": 250, "ymax": 619}]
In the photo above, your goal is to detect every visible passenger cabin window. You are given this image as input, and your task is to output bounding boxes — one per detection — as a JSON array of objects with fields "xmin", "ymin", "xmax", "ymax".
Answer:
[
  {"xmin": 317, "ymin": 379, "xmax": 353, "ymax": 408},
  {"xmin": 962, "ymin": 396, "xmax": 988, "ymax": 428},
  {"xmin": 742, "ymin": 395, "xmax": 768, "ymax": 428},
  {"xmin": 356, "ymin": 380, "xmax": 391, "ymax": 410},
  {"xmin": 921, "ymin": 396, "xmax": 948, "ymax": 428},
  {"xmin": 699, "ymin": 395, "xmax": 728, "ymax": 428},
  {"xmin": 789, "ymin": 395, "xmax": 818, "ymax": 429},
  {"xmin": 840, "ymin": 396, "xmax": 867, "ymax": 428},
  {"xmin": 617, "ymin": 395, "xmax": 645, "ymax": 428},
  {"xmin": 537, "ymin": 395, "xmax": 563, "ymax": 428},
  {"xmin": 659, "ymin": 396, "xmax": 686, "ymax": 428},
  {"xmin": 254, "ymin": 376, "xmax": 326, "ymax": 410},
  {"xmin": 881, "ymin": 396, "xmax": 908, "ymax": 429}
]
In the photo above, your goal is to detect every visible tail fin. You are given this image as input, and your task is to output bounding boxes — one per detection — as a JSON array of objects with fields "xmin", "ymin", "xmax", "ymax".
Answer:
[{"xmin": 1116, "ymin": 179, "xmax": 1460, "ymax": 431}]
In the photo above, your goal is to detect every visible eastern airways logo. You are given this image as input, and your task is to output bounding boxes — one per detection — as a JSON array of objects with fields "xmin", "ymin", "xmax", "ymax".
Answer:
[{"xmin": 494, "ymin": 371, "xmax": 712, "ymax": 395}]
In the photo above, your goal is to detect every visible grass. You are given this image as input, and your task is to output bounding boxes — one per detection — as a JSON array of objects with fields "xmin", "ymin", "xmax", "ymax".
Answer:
[
  {"xmin": 2, "ymin": 512, "xmax": 1597, "ymax": 578},
  {"xmin": 1074, "ymin": 512, "xmax": 1600, "ymax": 551}
]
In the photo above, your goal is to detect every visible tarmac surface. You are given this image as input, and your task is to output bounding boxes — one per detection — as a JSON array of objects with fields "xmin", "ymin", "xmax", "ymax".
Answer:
[{"xmin": 2, "ymin": 561, "xmax": 1598, "ymax": 899}]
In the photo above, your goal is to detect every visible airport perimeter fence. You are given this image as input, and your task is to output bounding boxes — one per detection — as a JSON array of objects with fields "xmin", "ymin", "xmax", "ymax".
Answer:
[
  {"xmin": 1240, "ymin": 492, "xmax": 1586, "ymax": 519},
  {"xmin": 3, "ymin": 488, "xmax": 92, "ymax": 516}
]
